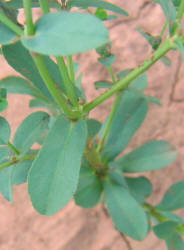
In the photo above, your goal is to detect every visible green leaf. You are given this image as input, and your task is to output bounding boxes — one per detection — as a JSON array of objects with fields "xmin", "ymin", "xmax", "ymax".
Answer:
[
  {"xmin": 98, "ymin": 55, "xmax": 115, "ymax": 66},
  {"xmin": 104, "ymin": 177, "xmax": 148, "ymax": 241},
  {"xmin": 160, "ymin": 211, "xmax": 183, "ymax": 223},
  {"xmin": 12, "ymin": 161, "xmax": 33, "ymax": 185},
  {"xmin": 113, "ymin": 140, "xmax": 177, "ymax": 173},
  {"xmin": 0, "ymin": 116, "xmax": 10, "ymax": 145},
  {"xmin": 166, "ymin": 233, "xmax": 184, "ymax": 250},
  {"xmin": 13, "ymin": 112, "xmax": 50, "ymax": 155},
  {"xmin": 172, "ymin": 0, "xmax": 181, "ymax": 7},
  {"xmin": 74, "ymin": 165, "xmax": 102, "ymax": 208},
  {"xmin": 0, "ymin": 167, "xmax": 12, "ymax": 201},
  {"xmin": 102, "ymin": 91, "xmax": 148, "ymax": 161},
  {"xmin": 87, "ymin": 119, "xmax": 101, "ymax": 138},
  {"xmin": 156, "ymin": 181, "xmax": 184, "ymax": 211},
  {"xmin": 6, "ymin": 0, "xmax": 60, "ymax": 9},
  {"xmin": 95, "ymin": 8, "xmax": 108, "ymax": 20},
  {"xmin": 0, "ymin": 76, "xmax": 43, "ymax": 97},
  {"xmin": 0, "ymin": 98, "xmax": 8, "ymax": 112},
  {"xmin": 29, "ymin": 98, "xmax": 51, "ymax": 110},
  {"xmin": 68, "ymin": 0, "xmax": 128, "ymax": 16},
  {"xmin": 152, "ymin": 0, "xmax": 176, "ymax": 24},
  {"xmin": 125, "ymin": 176, "xmax": 152, "ymax": 203},
  {"xmin": 28, "ymin": 114, "xmax": 87, "ymax": 215},
  {"xmin": 108, "ymin": 169, "xmax": 128, "ymax": 187},
  {"xmin": 0, "ymin": 22, "xmax": 16, "ymax": 45},
  {"xmin": 2, "ymin": 41, "xmax": 65, "ymax": 101},
  {"xmin": 21, "ymin": 12, "xmax": 108, "ymax": 56},
  {"xmin": 94, "ymin": 80, "xmax": 113, "ymax": 89},
  {"xmin": 0, "ymin": 146, "xmax": 10, "ymax": 164},
  {"xmin": 153, "ymin": 221, "xmax": 178, "ymax": 239}
]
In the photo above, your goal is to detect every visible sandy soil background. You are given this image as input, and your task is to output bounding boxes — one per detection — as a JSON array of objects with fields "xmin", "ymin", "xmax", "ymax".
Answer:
[{"xmin": 0, "ymin": 0, "xmax": 184, "ymax": 249}]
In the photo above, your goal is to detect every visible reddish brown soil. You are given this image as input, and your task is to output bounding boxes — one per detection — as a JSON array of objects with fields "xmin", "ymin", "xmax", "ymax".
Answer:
[{"xmin": 0, "ymin": 1, "xmax": 184, "ymax": 249}]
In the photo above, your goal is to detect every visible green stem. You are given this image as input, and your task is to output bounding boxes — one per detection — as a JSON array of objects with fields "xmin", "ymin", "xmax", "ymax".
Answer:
[
  {"xmin": 67, "ymin": 55, "xmax": 75, "ymax": 83},
  {"xmin": 56, "ymin": 56, "xmax": 78, "ymax": 107},
  {"xmin": 32, "ymin": 54, "xmax": 79, "ymax": 119},
  {"xmin": 97, "ymin": 94, "xmax": 120, "ymax": 153},
  {"xmin": 23, "ymin": 0, "xmax": 35, "ymax": 35},
  {"xmin": 160, "ymin": 21, "xmax": 168, "ymax": 38},
  {"xmin": 39, "ymin": 0, "xmax": 50, "ymax": 14},
  {"xmin": 107, "ymin": 66, "xmax": 116, "ymax": 83},
  {"xmin": 83, "ymin": 38, "xmax": 174, "ymax": 113},
  {"xmin": 143, "ymin": 203, "xmax": 184, "ymax": 234},
  {"xmin": 0, "ymin": 154, "xmax": 36, "ymax": 170},
  {"xmin": 177, "ymin": 0, "xmax": 184, "ymax": 21},
  {"xmin": 0, "ymin": 11, "xmax": 23, "ymax": 36},
  {"xmin": 8, "ymin": 142, "xmax": 20, "ymax": 155}
]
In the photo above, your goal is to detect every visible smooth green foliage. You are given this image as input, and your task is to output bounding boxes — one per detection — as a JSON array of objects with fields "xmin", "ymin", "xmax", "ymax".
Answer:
[
  {"xmin": 0, "ymin": 167, "xmax": 12, "ymax": 201},
  {"xmin": 12, "ymin": 161, "xmax": 33, "ymax": 185},
  {"xmin": 87, "ymin": 119, "xmax": 101, "ymax": 138},
  {"xmin": 108, "ymin": 169, "xmax": 128, "ymax": 187},
  {"xmin": 21, "ymin": 12, "xmax": 108, "ymax": 56},
  {"xmin": 74, "ymin": 165, "xmax": 102, "ymax": 208},
  {"xmin": 156, "ymin": 181, "xmax": 184, "ymax": 211},
  {"xmin": 153, "ymin": 221, "xmax": 178, "ymax": 239},
  {"xmin": 153, "ymin": 0, "xmax": 176, "ymax": 24},
  {"xmin": 2, "ymin": 42, "xmax": 65, "ymax": 101},
  {"xmin": 68, "ymin": 0, "xmax": 128, "ymax": 16},
  {"xmin": 114, "ymin": 140, "xmax": 177, "ymax": 173},
  {"xmin": 6, "ymin": 0, "xmax": 59, "ymax": 9},
  {"xmin": 125, "ymin": 176, "xmax": 152, "ymax": 203},
  {"xmin": 104, "ymin": 177, "xmax": 148, "ymax": 241},
  {"xmin": 13, "ymin": 112, "xmax": 50, "ymax": 155},
  {"xmin": 0, "ymin": 76, "xmax": 43, "ymax": 97},
  {"xmin": 28, "ymin": 114, "xmax": 87, "ymax": 215},
  {"xmin": 0, "ymin": 116, "xmax": 10, "ymax": 145},
  {"xmin": 102, "ymin": 91, "xmax": 148, "ymax": 161},
  {"xmin": 166, "ymin": 233, "xmax": 184, "ymax": 250},
  {"xmin": 0, "ymin": 22, "xmax": 16, "ymax": 45},
  {"xmin": 0, "ymin": 146, "xmax": 10, "ymax": 164}
]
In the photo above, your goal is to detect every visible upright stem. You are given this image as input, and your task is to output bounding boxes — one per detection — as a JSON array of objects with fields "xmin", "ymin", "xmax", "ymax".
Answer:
[
  {"xmin": 67, "ymin": 55, "xmax": 75, "ymax": 83},
  {"xmin": 32, "ymin": 54, "xmax": 78, "ymax": 119},
  {"xmin": 97, "ymin": 95, "xmax": 120, "ymax": 152},
  {"xmin": 177, "ymin": 0, "xmax": 184, "ymax": 21},
  {"xmin": 160, "ymin": 21, "xmax": 168, "ymax": 38},
  {"xmin": 83, "ymin": 38, "xmax": 174, "ymax": 113},
  {"xmin": 39, "ymin": 0, "xmax": 50, "ymax": 14},
  {"xmin": 23, "ymin": 0, "xmax": 35, "ymax": 35},
  {"xmin": 97, "ymin": 65, "xmax": 119, "ymax": 152},
  {"xmin": 0, "ymin": 11, "xmax": 23, "ymax": 36},
  {"xmin": 56, "ymin": 56, "xmax": 78, "ymax": 107}
]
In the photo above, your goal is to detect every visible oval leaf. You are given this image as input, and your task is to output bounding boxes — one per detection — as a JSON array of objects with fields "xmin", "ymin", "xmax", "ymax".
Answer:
[
  {"xmin": 28, "ymin": 114, "xmax": 87, "ymax": 215},
  {"xmin": 104, "ymin": 177, "xmax": 148, "ymax": 241},
  {"xmin": 0, "ymin": 116, "xmax": 10, "ymax": 145},
  {"xmin": 153, "ymin": 221, "xmax": 178, "ymax": 239},
  {"xmin": 0, "ymin": 22, "xmax": 16, "ymax": 45},
  {"xmin": 13, "ymin": 111, "xmax": 50, "ymax": 155},
  {"xmin": 156, "ymin": 181, "xmax": 184, "ymax": 211},
  {"xmin": 74, "ymin": 165, "xmax": 103, "ymax": 208},
  {"xmin": 21, "ymin": 12, "xmax": 108, "ymax": 56},
  {"xmin": 102, "ymin": 91, "xmax": 148, "ymax": 161},
  {"xmin": 114, "ymin": 140, "xmax": 177, "ymax": 173}
]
